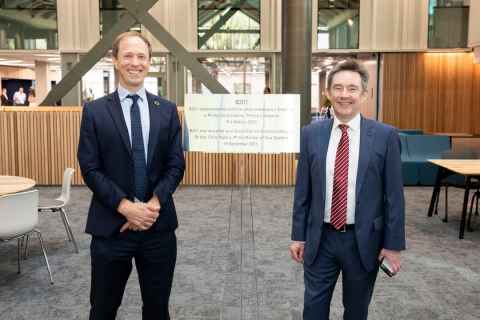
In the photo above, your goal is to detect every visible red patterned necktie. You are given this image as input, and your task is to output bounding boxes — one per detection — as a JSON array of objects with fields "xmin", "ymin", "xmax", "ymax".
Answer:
[{"xmin": 331, "ymin": 124, "xmax": 349, "ymax": 230}]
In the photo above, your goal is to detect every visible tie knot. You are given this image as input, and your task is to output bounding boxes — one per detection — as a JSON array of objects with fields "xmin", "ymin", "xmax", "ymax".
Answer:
[
  {"xmin": 127, "ymin": 94, "xmax": 140, "ymax": 104},
  {"xmin": 338, "ymin": 124, "xmax": 349, "ymax": 133}
]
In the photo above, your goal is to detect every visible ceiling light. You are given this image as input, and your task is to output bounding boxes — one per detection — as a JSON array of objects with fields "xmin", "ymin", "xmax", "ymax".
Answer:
[{"xmin": 0, "ymin": 60, "xmax": 24, "ymax": 64}]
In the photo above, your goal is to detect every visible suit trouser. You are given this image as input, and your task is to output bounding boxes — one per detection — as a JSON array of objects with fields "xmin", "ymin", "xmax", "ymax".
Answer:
[
  {"xmin": 303, "ymin": 226, "xmax": 379, "ymax": 320},
  {"xmin": 89, "ymin": 229, "xmax": 177, "ymax": 320}
]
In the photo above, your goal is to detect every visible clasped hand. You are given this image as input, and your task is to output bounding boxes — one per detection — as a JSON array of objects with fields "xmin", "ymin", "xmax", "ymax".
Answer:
[{"xmin": 118, "ymin": 196, "xmax": 161, "ymax": 232}]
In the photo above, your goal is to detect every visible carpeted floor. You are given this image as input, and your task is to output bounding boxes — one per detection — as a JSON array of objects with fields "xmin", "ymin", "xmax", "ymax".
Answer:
[{"xmin": 0, "ymin": 186, "xmax": 479, "ymax": 320}]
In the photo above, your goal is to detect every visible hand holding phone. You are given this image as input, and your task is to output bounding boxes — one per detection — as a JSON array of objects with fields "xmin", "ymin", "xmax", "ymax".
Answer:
[{"xmin": 380, "ymin": 257, "xmax": 396, "ymax": 277}]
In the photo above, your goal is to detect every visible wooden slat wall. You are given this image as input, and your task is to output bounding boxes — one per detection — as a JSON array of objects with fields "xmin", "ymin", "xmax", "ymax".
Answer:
[
  {"xmin": 0, "ymin": 107, "xmax": 297, "ymax": 186},
  {"xmin": 382, "ymin": 52, "xmax": 480, "ymax": 135},
  {"xmin": 12, "ymin": 107, "xmax": 84, "ymax": 185},
  {"xmin": 0, "ymin": 108, "xmax": 17, "ymax": 175}
]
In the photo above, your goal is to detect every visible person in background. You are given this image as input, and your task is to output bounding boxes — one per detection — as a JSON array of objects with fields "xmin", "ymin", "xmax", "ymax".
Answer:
[
  {"xmin": 27, "ymin": 88, "xmax": 37, "ymax": 107},
  {"xmin": 13, "ymin": 87, "xmax": 26, "ymax": 106},
  {"xmin": 1, "ymin": 88, "xmax": 11, "ymax": 106},
  {"xmin": 321, "ymin": 95, "xmax": 333, "ymax": 119}
]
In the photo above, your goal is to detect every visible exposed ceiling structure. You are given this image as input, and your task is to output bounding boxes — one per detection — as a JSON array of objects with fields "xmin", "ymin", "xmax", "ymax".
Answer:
[
  {"xmin": 317, "ymin": 0, "xmax": 359, "ymax": 28},
  {"xmin": 0, "ymin": 0, "xmax": 57, "ymax": 29},
  {"xmin": 198, "ymin": 0, "xmax": 260, "ymax": 27}
]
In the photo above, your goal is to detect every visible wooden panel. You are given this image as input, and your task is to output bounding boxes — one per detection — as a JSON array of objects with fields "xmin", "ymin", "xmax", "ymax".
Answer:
[
  {"xmin": 382, "ymin": 52, "xmax": 480, "ymax": 135},
  {"xmin": 0, "ymin": 110, "xmax": 17, "ymax": 175},
  {"xmin": 0, "ymin": 107, "xmax": 296, "ymax": 186},
  {"xmin": 360, "ymin": 0, "xmax": 428, "ymax": 51},
  {"xmin": 57, "ymin": 0, "xmax": 100, "ymax": 51},
  {"xmin": 15, "ymin": 109, "xmax": 83, "ymax": 185}
]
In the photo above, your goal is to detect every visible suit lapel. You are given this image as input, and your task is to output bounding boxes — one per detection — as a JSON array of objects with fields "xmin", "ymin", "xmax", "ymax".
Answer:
[
  {"xmin": 146, "ymin": 92, "xmax": 161, "ymax": 168},
  {"xmin": 355, "ymin": 117, "xmax": 374, "ymax": 200},
  {"xmin": 106, "ymin": 91, "xmax": 132, "ymax": 159},
  {"xmin": 316, "ymin": 119, "xmax": 333, "ymax": 211}
]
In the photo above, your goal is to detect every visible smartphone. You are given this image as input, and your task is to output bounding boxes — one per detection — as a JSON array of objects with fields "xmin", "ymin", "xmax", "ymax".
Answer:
[{"xmin": 380, "ymin": 258, "xmax": 395, "ymax": 277}]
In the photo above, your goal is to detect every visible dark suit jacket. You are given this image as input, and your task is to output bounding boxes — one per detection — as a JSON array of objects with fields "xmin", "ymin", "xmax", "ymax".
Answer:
[
  {"xmin": 292, "ymin": 117, "xmax": 406, "ymax": 272},
  {"xmin": 77, "ymin": 91, "xmax": 185, "ymax": 237}
]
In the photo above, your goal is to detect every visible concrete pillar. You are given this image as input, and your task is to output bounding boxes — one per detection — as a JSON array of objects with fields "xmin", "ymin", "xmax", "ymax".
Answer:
[
  {"xmin": 271, "ymin": 53, "xmax": 282, "ymax": 94},
  {"xmin": 167, "ymin": 54, "xmax": 185, "ymax": 106},
  {"xmin": 281, "ymin": 0, "xmax": 312, "ymax": 127},
  {"xmin": 34, "ymin": 61, "xmax": 48, "ymax": 103},
  {"xmin": 60, "ymin": 53, "xmax": 82, "ymax": 106}
]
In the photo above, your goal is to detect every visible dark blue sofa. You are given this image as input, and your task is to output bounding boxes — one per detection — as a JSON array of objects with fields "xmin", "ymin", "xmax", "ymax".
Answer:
[{"xmin": 399, "ymin": 133, "xmax": 451, "ymax": 186}]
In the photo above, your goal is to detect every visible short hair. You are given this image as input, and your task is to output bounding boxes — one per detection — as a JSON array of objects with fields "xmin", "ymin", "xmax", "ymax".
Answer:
[
  {"xmin": 327, "ymin": 59, "xmax": 369, "ymax": 92},
  {"xmin": 112, "ymin": 31, "xmax": 152, "ymax": 58}
]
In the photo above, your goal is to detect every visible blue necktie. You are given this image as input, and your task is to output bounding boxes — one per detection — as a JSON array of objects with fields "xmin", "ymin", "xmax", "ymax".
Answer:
[{"xmin": 128, "ymin": 94, "xmax": 147, "ymax": 202}]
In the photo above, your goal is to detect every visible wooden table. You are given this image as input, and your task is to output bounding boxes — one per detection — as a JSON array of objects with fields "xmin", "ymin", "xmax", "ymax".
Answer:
[
  {"xmin": 427, "ymin": 160, "xmax": 480, "ymax": 239},
  {"xmin": 0, "ymin": 176, "xmax": 36, "ymax": 196}
]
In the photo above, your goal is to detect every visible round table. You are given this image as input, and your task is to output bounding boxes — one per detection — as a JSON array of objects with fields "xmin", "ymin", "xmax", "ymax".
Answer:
[{"xmin": 0, "ymin": 176, "xmax": 36, "ymax": 196}]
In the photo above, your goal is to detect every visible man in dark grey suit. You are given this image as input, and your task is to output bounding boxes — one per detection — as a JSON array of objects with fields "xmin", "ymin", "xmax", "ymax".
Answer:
[{"xmin": 289, "ymin": 60, "xmax": 405, "ymax": 320}]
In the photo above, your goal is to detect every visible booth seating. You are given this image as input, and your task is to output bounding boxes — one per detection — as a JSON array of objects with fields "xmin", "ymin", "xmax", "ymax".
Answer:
[
  {"xmin": 399, "ymin": 133, "xmax": 451, "ymax": 186},
  {"xmin": 399, "ymin": 129, "xmax": 424, "ymax": 135}
]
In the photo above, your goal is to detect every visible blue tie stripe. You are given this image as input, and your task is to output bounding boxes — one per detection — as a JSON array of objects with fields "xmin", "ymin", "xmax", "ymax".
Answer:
[{"xmin": 128, "ymin": 94, "xmax": 148, "ymax": 202}]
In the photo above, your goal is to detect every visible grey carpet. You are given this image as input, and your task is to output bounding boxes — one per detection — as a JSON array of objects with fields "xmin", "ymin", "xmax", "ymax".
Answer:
[{"xmin": 0, "ymin": 186, "xmax": 479, "ymax": 320}]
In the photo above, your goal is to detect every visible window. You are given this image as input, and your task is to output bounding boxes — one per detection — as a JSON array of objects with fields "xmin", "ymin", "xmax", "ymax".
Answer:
[
  {"xmin": 317, "ymin": 0, "xmax": 359, "ymax": 49},
  {"xmin": 428, "ymin": 0, "xmax": 469, "ymax": 48},
  {"xmin": 186, "ymin": 57, "xmax": 270, "ymax": 94},
  {"xmin": 0, "ymin": 0, "xmax": 58, "ymax": 50},
  {"xmin": 100, "ymin": 0, "xmax": 141, "ymax": 36},
  {"xmin": 198, "ymin": 0, "xmax": 261, "ymax": 50}
]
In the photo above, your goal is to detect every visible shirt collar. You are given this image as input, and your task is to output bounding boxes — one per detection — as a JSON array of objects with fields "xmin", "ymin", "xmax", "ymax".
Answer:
[
  {"xmin": 117, "ymin": 84, "xmax": 147, "ymax": 103},
  {"xmin": 333, "ymin": 113, "xmax": 361, "ymax": 132}
]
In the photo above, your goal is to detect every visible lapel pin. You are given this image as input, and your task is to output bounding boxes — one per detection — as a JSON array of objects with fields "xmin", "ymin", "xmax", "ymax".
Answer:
[{"xmin": 154, "ymin": 100, "xmax": 160, "ymax": 107}]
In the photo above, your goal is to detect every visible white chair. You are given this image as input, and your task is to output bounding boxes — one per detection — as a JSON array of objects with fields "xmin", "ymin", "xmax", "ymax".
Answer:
[
  {"xmin": 38, "ymin": 168, "xmax": 78, "ymax": 253},
  {"xmin": 0, "ymin": 190, "xmax": 53, "ymax": 284}
]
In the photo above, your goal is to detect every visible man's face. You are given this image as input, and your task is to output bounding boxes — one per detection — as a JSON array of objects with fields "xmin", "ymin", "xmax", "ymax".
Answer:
[
  {"xmin": 19, "ymin": 87, "xmax": 24, "ymax": 93},
  {"xmin": 326, "ymin": 70, "xmax": 366, "ymax": 122},
  {"xmin": 113, "ymin": 36, "xmax": 150, "ymax": 91}
]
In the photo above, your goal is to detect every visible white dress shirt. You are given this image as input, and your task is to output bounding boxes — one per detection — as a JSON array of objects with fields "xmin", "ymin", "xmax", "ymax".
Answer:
[
  {"xmin": 117, "ymin": 84, "xmax": 150, "ymax": 160},
  {"xmin": 13, "ymin": 91, "xmax": 26, "ymax": 105},
  {"xmin": 324, "ymin": 113, "xmax": 361, "ymax": 224}
]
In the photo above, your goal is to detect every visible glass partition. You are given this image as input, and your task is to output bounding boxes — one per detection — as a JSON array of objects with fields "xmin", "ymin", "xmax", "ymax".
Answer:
[
  {"xmin": 317, "ymin": 0, "xmax": 359, "ymax": 49},
  {"xmin": 0, "ymin": 0, "xmax": 58, "ymax": 50},
  {"xmin": 186, "ymin": 56, "xmax": 269, "ymax": 94},
  {"xmin": 100, "ymin": 0, "xmax": 141, "ymax": 36},
  {"xmin": 428, "ymin": 0, "xmax": 469, "ymax": 48},
  {"xmin": 198, "ymin": 0, "xmax": 261, "ymax": 50}
]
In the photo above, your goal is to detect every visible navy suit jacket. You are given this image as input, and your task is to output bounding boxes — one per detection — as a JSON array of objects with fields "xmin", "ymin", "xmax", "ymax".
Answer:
[
  {"xmin": 77, "ymin": 91, "xmax": 185, "ymax": 237},
  {"xmin": 291, "ymin": 117, "xmax": 406, "ymax": 271}
]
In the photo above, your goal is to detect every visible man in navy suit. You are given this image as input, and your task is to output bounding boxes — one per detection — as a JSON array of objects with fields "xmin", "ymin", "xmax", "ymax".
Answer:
[
  {"xmin": 78, "ymin": 31, "xmax": 185, "ymax": 320},
  {"xmin": 289, "ymin": 60, "xmax": 405, "ymax": 320}
]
